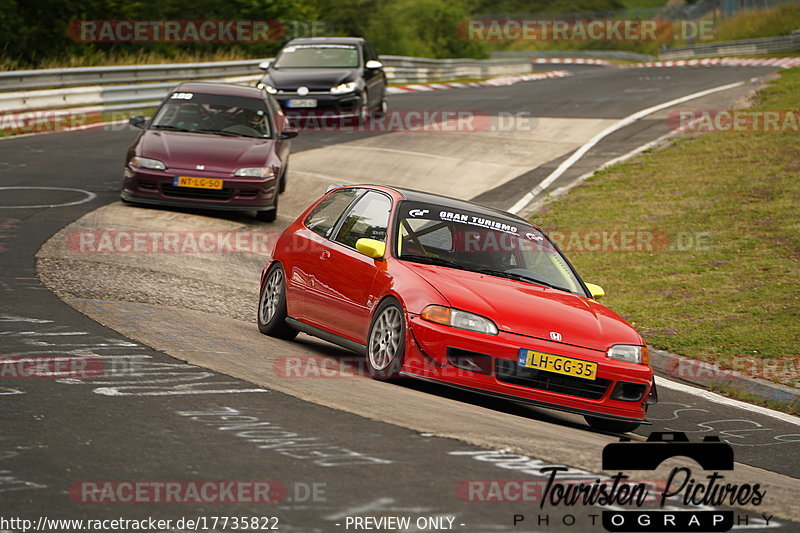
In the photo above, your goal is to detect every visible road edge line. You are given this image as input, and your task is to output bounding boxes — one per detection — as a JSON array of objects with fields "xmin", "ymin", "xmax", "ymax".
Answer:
[{"xmin": 507, "ymin": 80, "xmax": 746, "ymax": 214}]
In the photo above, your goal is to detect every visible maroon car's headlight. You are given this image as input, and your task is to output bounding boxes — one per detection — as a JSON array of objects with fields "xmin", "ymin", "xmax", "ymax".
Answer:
[
  {"xmin": 420, "ymin": 305, "xmax": 498, "ymax": 336},
  {"xmin": 129, "ymin": 156, "xmax": 166, "ymax": 171},
  {"xmin": 234, "ymin": 167, "xmax": 275, "ymax": 178},
  {"xmin": 608, "ymin": 344, "xmax": 649, "ymax": 365}
]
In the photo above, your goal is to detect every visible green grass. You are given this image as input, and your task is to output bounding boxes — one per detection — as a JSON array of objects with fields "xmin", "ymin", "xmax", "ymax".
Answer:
[
  {"xmin": 621, "ymin": 0, "xmax": 668, "ymax": 9},
  {"xmin": 0, "ymin": 49, "xmax": 257, "ymax": 71},
  {"xmin": 710, "ymin": 5, "xmax": 800, "ymax": 43},
  {"xmin": 711, "ymin": 386, "xmax": 800, "ymax": 415},
  {"xmin": 530, "ymin": 68, "xmax": 800, "ymax": 384}
]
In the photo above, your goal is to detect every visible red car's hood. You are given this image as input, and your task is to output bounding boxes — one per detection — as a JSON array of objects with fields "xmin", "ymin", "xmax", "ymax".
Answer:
[
  {"xmin": 403, "ymin": 263, "xmax": 641, "ymax": 351},
  {"xmin": 137, "ymin": 130, "xmax": 275, "ymax": 173}
]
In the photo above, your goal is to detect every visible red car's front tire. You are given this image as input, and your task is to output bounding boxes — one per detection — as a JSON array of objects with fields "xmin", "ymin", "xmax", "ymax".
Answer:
[
  {"xmin": 257, "ymin": 263, "xmax": 298, "ymax": 340},
  {"xmin": 584, "ymin": 415, "xmax": 640, "ymax": 434},
  {"xmin": 366, "ymin": 298, "xmax": 405, "ymax": 380}
]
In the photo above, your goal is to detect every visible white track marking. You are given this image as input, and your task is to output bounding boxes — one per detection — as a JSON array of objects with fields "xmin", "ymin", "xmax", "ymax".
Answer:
[
  {"xmin": 0, "ymin": 186, "xmax": 97, "ymax": 209},
  {"xmin": 519, "ymin": 129, "xmax": 680, "ymax": 215},
  {"xmin": 335, "ymin": 145, "xmax": 509, "ymax": 167},
  {"xmin": 94, "ymin": 386, "xmax": 269, "ymax": 396},
  {"xmin": 290, "ymin": 170, "xmax": 357, "ymax": 183},
  {"xmin": 507, "ymin": 80, "xmax": 746, "ymax": 214},
  {"xmin": 655, "ymin": 376, "xmax": 800, "ymax": 427}
]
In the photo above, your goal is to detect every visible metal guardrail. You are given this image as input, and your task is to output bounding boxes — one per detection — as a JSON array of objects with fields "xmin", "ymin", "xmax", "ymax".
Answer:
[
  {"xmin": 660, "ymin": 32, "xmax": 800, "ymax": 59},
  {"xmin": 3, "ymin": 31, "xmax": 796, "ymax": 114},
  {"xmin": 0, "ymin": 60, "xmax": 266, "ymax": 92},
  {"xmin": 380, "ymin": 55, "xmax": 533, "ymax": 83},
  {"xmin": 0, "ymin": 55, "xmax": 535, "ymax": 113}
]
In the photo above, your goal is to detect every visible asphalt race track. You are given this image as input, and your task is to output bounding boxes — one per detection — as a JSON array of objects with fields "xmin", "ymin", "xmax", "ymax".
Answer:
[{"xmin": 2, "ymin": 63, "xmax": 798, "ymax": 532}]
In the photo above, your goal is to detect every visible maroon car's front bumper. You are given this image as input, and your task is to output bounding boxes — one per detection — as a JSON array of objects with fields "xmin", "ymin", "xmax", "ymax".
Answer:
[
  {"xmin": 403, "ymin": 316, "xmax": 654, "ymax": 423},
  {"xmin": 121, "ymin": 166, "xmax": 277, "ymax": 211}
]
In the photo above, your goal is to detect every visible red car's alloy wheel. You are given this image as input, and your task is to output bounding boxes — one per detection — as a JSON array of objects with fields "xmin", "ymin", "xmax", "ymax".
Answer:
[
  {"xmin": 367, "ymin": 300, "xmax": 405, "ymax": 379},
  {"xmin": 257, "ymin": 264, "xmax": 297, "ymax": 339}
]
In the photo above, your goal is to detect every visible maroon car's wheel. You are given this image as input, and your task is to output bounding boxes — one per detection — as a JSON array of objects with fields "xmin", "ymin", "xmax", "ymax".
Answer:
[
  {"xmin": 256, "ymin": 193, "xmax": 278, "ymax": 222},
  {"xmin": 258, "ymin": 264, "xmax": 298, "ymax": 339},
  {"xmin": 366, "ymin": 298, "xmax": 405, "ymax": 380},
  {"xmin": 278, "ymin": 164, "xmax": 287, "ymax": 194},
  {"xmin": 584, "ymin": 415, "xmax": 640, "ymax": 434}
]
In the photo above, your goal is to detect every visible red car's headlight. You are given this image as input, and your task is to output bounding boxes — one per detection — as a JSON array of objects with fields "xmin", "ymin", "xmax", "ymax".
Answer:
[
  {"xmin": 420, "ymin": 305, "xmax": 498, "ymax": 336},
  {"xmin": 608, "ymin": 344, "xmax": 649, "ymax": 365}
]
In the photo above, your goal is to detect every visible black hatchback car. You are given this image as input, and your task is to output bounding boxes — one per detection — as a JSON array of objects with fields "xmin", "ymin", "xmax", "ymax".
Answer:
[{"xmin": 256, "ymin": 37, "xmax": 387, "ymax": 120}]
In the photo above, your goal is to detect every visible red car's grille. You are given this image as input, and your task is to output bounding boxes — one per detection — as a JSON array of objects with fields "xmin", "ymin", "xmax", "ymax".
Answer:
[
  {"xmin": 494, "ymin": 359, "xmax": 611, "ymax": 400},
  {"xmin": 160, "ymin": 184, "xmax": 234, "ymax": 201}
]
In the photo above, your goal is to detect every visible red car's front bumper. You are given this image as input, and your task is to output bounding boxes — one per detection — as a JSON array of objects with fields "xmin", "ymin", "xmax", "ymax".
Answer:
[
  {"xmin": 122, "ymin": 167, "xmax": 277, "ymax": 211},
  {"xmin": 403, "ymin": 315, "xmax": 654, "ymax": 423}
]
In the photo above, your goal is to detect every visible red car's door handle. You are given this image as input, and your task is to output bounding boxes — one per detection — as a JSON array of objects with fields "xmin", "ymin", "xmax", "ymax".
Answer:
[{"xmin": 320, "ymin": 250, "xmax": 331, "ymax": 261}]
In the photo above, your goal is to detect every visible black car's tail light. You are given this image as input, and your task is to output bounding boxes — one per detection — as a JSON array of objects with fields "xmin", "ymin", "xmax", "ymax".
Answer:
[
  {"xmin": 447, "ymin": 347, "xmax": 493, "ymax": 375},
  {"xmin": 610, "ymin": 381, "xmax": 648, "ymax": 402}
]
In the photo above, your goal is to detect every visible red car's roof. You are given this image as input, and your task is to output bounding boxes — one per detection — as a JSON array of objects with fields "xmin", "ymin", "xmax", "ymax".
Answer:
[
  {"xmin": 174, "ymin": 81, "xmax": 265, "ymax": 99},
  {"xmin": 332, "ymin": 184, "xmax": 532, "ymax": 227}
]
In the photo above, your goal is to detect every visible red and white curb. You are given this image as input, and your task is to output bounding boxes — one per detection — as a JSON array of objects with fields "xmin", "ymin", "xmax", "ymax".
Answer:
[
  {"xmin": 526, "ymin": 56, "xmax": 800, "ymax": 69},
  {"xmin": 623, "ymin": 57, "xmax": 800, "ymax": 68},
  {"xmin": 532, "ymin": 58, "xmax": 612, "ymax": 66},
  {"xmin": 387, "ymin": 70, "xmax": 571, "ymax": 94}
]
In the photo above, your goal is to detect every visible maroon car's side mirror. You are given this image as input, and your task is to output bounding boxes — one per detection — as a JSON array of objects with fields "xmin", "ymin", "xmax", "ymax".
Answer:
[
  {"xmin": 129, "ymin": 115, "xmax": 146, "ymax": 129},
  {"xmin": 279, "ymin": 128, "xmax": 299, "ymax": 140}
]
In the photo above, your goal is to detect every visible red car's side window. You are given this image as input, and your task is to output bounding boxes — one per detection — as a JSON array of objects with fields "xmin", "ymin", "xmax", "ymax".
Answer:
[
  {"xmin": 334, "ymin": 192, "xmax": 392, "ymax": 249},
  {"xmin": 304, "ymin": 189, "xmax": 360, "ymax": 238}
]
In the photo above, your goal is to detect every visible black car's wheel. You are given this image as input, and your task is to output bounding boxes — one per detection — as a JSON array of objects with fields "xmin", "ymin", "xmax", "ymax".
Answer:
[
  {"xmin": 357, "ymin": 93, "xmax": 370, "ymax": 124},
  {"xmin": 257, "ymin": 263, "xmax": 298, "ymax": 339},
  {"xmin": 584, "ymin": 415, "xmax": 640, "ymax": 434},
  {"xmin": 374, "ymin": 96, "xmax": 388, "ymax": 118},
  {"xmin": 256, "ymin": 193, "xmax": 277, "ymax": 222},
  {"xmin": 365, "ymin": 298, "xmax": 406, "ymax": 380}
]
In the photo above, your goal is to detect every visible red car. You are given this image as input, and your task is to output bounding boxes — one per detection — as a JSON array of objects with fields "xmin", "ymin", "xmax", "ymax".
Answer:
[
  {"xmin": 258, "ymin": 185, "xmax": 657, "ymax": 432},
  {"xmin": 121, "ymin": 82, "xmax": 297, "ymax": 222}
]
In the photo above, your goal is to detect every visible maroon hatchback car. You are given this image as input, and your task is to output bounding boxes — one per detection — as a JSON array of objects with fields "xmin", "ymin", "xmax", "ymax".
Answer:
[{"xmin": 121, "ymin": 82, "xmax": 297, "ymax": 222}]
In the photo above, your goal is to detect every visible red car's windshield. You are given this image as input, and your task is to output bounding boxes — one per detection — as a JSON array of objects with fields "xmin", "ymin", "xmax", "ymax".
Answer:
[{"xmin": 396, "ymin": 202, "xmax": 586, "ymax": 296}]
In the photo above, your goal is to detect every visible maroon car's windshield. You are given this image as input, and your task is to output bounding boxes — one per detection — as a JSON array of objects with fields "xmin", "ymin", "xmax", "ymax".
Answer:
[
  {"xmin": 150, "ymin": 92, "xmax": 273, "ymax": 139},
  {"xmin": 396, "ymin": 201, "xmax": 586, "ymax": 296}
]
